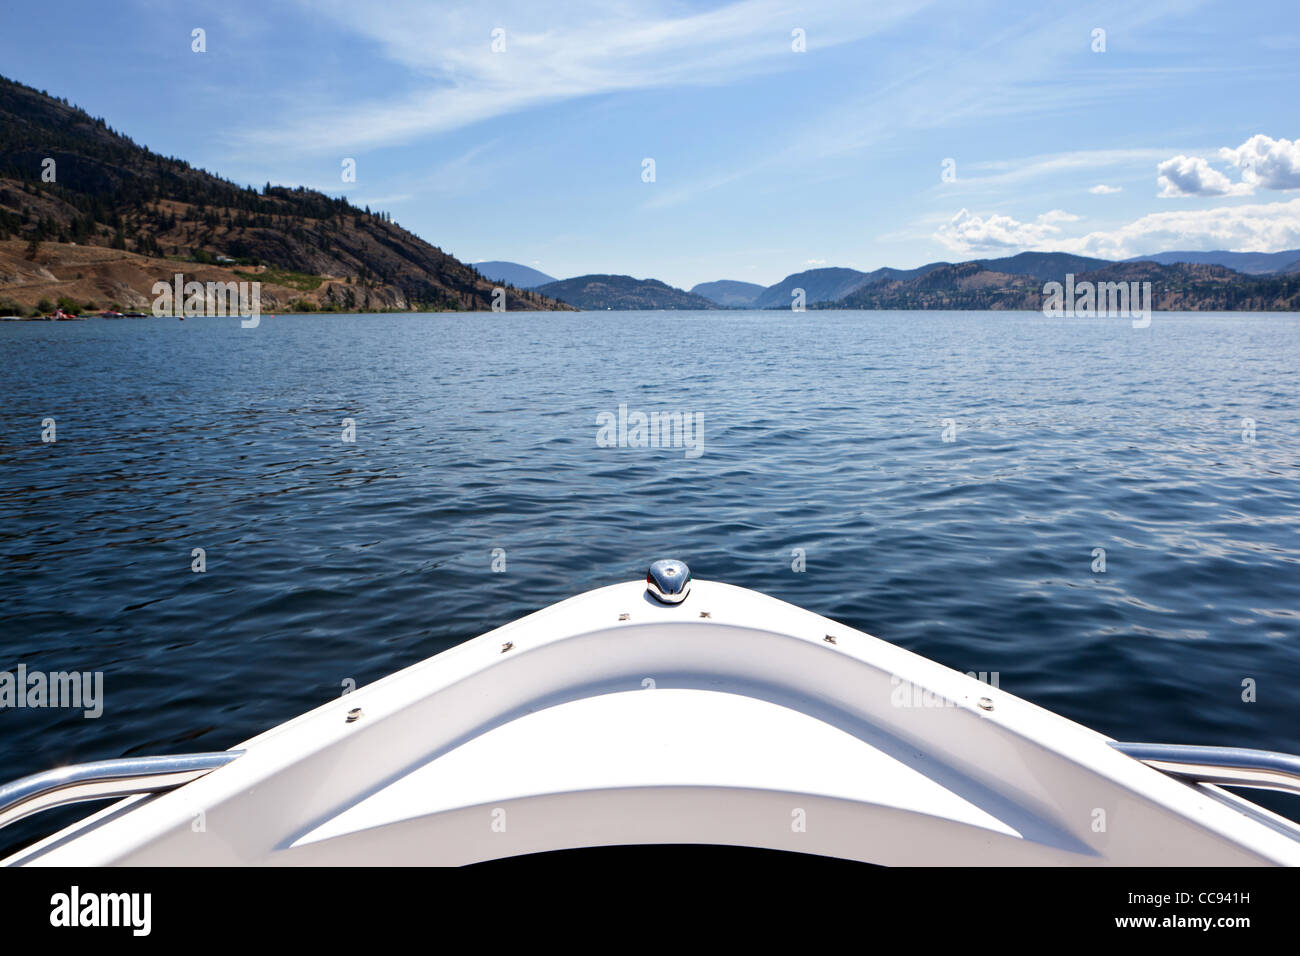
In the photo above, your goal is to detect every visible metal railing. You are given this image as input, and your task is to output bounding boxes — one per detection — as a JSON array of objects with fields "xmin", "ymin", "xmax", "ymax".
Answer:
[
  {"xmin": 5, "ymin": 742, "xmax": 1293, "ymax": 834},
  {"xmin": 1112, "ymin": 742, "xmax": 1300, "ymax": 797},
  {"xmin": 0, "ymin": 751, "xmax": 244, "ymax": 830}
]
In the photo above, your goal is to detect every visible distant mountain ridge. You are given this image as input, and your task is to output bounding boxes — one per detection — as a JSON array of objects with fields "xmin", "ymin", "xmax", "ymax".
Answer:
[
  {"xmin": 752, "ymin": 267, "xmax": 881, "ymax": 309},
  {"xmin": 458, "ymin": 244, "xmax": 1300, "ymax": 312},
  {"xmin": 1123, "ymin": 249, "xmax": 1300, "ymax": 275},
  {"xmin": 683, "ymin": 249, "xmax": 1300, "ymax": 312},
  {"xmin": 688, "ymin": 279, "xmax": 766, "ymax": 307},
  {"xmin": 474, "ymin": 260, "xmax": 557, "ymax": 288},
  {"xmin": 536, "ymin": 274, "xmax": 719, "ymax": 310},
  {"xmin": 971, "ymin": 251, "xmax": 1112, "ymax": 280},
  {"xmin": 828, "ymin": 260, "xmax": 1300, "ymax": 312}
]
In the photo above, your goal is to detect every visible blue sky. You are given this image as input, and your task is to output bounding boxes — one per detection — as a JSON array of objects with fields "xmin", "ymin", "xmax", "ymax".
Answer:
[{"xmin": 2, "ymin": 0, "xmax": 1298, "ymax": 288}]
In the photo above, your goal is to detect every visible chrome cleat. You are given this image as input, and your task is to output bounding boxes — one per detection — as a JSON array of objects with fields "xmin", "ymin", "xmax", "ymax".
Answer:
[{"xmin": 646, "ymin": 559, "xmax": 691, "ymax": 604}]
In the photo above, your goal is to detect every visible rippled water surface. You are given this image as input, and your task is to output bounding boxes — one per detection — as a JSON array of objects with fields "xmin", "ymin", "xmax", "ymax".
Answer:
[{"xmin": 2, "ymin": 310, "xmax": 1300, "ymax": 851}]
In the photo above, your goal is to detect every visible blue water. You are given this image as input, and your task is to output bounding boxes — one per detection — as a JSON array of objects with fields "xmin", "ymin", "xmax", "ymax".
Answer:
[{"xmin": 3, "ymin": 310, "xmax": 1300, "ymax": 853}]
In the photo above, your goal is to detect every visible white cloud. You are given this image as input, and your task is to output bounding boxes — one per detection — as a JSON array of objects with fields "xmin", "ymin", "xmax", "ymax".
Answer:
[
  {"xmin": 1156, "ymin": 155, "xmax": 1252, "ymax": 198},
  {"xmin": 932, "ymin": 198, "xmax": 1300, "ymax": 260},
  {"xmin": 1153, "ymin": 136, "xmax": 1299, "ymax": 199},
  {"xmin": 1090, "ymin": 184, "xmax": 1122, "ymax": 194},
  {"xmin": 1060, "ymin": 197, "xmax": 1300, "ymax": 258},
  {"xmin": 1037, "ymin": 210, "xmax": 1081, "ymax": 225},
  {"xmin": 1219, "ymin": 134, "xmax": 1300, "ymax": 190},
  {"xmin": 805, "ymin": 258, "xmax": 827, "ymax": 265},
  {"xmin": 935, "ymin": 208, "xmax": 1080, "ymax": 253}
]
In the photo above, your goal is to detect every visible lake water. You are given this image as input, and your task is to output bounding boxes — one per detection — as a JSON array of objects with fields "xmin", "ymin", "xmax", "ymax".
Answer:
[{"xmin": 2, "ymin": 309, "xmax": 1300, "ymax": 853}]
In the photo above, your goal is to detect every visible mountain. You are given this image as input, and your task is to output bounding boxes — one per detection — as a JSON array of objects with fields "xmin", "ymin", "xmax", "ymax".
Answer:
[
  {"xmin": 474, "ymin": 260, "xmax": 557, "ymax": 288},
  {"xmin": 742, "ymin": 255, "xmax": 1125, "ymax": 310},
  {"xmin": 831, "ymin": 262, "xmax": 1038, "ymax": 310},
  {"xmin": 689, "ymin": 279, "xmax": 766, "ymax": 308},
  {"xmin": 855, "ymin": 262, "xmax": 952, "ymax": 287},
  {"xmin": 535, "ymin": 275, "xmax": 719, "ymax": 310},
  {"xmin": 752, "ymin": 267, "xmax": 874, "ymax": 309},
  {"xmin": 1069, "ymin": 261, "xmax": 1299, "ymax": 309},
  {"xmin": 1123, "ymin": 249, "xmax": 1300, "ymax": 275},
  {"xmin": 0, "ymin": 74, "xmax": 571, "ymax": 312},
  {"xmin": 752, "ymin": 263, "xmax": 956, "ymax": 309},
  {"xmin": 972, "ymin": 251, "xmax": 1111, "ymax": 280},
  {"xmin": 828, "ymin": 260, "xmax": 1300, "ymax": 311}
]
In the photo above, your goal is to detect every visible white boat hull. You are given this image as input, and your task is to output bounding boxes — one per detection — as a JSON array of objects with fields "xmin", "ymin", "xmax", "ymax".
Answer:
[{"xmin": 6, "ymin": 578, "xmax": 1300, "ymax": 866}]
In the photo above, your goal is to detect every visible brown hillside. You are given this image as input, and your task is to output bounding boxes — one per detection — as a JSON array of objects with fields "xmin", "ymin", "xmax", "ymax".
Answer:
[{"xmin": 0, "ymin": 74, "xmax": 572, "ymax": 313}]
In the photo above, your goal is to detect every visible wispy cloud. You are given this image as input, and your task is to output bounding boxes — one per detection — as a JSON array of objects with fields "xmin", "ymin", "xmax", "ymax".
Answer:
[
  {"xmin": 940, "ymin": 149, "xmax": 1171, "ymax": 192},
  {"xmin": 250, "ymin": 0, "xmax": 930, "ymax": 154},
  {"xmin": 640, "ymin": 0, "xmax": 1215, "ymax": 209},
  {"xmin": 232, "ymin": 138, "xmax": 517, "ymax": 209}
]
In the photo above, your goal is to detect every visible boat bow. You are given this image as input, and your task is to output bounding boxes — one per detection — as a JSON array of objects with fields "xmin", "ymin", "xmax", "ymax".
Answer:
[{"xmin": 6, "ymin": 568, "xmax": 1300, "ymax": 866}]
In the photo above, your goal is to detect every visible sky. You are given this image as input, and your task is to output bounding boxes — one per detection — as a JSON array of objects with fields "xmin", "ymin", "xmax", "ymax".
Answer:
[{"xmin": 1, "ymin": 0, "xmax": 1298, "ymax": 289}]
